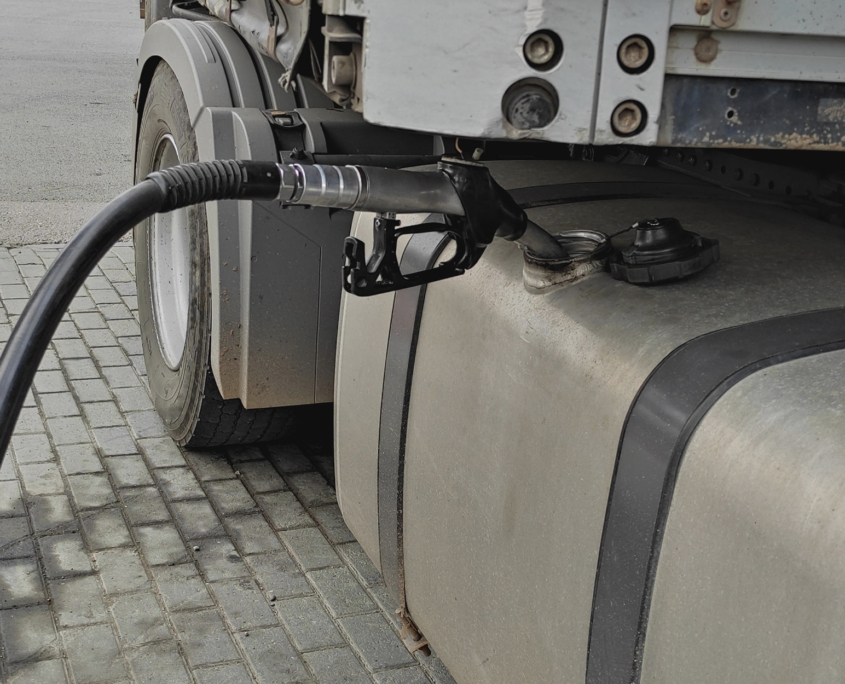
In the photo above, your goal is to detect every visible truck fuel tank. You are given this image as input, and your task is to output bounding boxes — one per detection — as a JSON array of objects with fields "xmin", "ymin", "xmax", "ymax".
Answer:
[{"xmin": 334, "ymin": 159, "xmax": 845, "ymax": 684}]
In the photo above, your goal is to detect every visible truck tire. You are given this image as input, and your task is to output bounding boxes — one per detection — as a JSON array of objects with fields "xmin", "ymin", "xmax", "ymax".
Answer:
[{"xmin": 134, "ymin": 61, "xmax": 297, "ymax": 447}]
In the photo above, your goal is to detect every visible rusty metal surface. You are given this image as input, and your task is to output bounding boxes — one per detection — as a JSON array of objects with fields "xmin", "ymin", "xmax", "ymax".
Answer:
[{"xmin": 659, "ymin": 74, "xmax": 845, "ymax": 150}]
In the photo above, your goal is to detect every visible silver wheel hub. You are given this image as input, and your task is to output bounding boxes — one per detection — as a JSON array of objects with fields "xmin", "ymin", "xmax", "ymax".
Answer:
[{"xmin": 149, "ymin": 134, "xmax": 191, "ymax": 369}]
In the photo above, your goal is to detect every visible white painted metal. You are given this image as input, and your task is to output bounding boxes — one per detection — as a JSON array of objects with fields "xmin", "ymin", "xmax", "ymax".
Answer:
[
  {"xmin": 666, "ymin": 29, "xmax": 845, "ymax": 83},
  {"xmin": 330, "ymin": 0, "xmax": 606, "ymax": 144},
  {"xmin": 323, "ymin": 0, "xmax": 845, "ymax": 146}
]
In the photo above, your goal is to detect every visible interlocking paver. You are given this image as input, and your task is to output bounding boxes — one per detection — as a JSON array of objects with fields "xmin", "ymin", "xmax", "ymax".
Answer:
[
  {"xmin": 67, "ymin": 472, "xmax": 117, "ymax": 509},
  {"xmin": 81, "ymin": 401, "xmax": 124, "ymax": 428},
  {"xmin": 91, "ymin": 426, "xmax": 137, "ymax": 456},
  {"xmin": 14, "ymin": 407, "xmax": 44, "ymax": 434},
  {"xmin": 53, "ymin": 338, "xmax": 90, "ymax": 359},
  {"xmin": 311, "ymin": 504, "xmax": 357, "ymax": 544},
  {"xmin": 126, "ymin": 641, "xmax": 193, "ymax": 684},
  {"xmin": 338, "ymin": 542, "xmax": 384, "ymax": 589},
  {"xmin": 211, "ymin": 578, "xmax": 279, "ymax": 630},
  {"xmin": 38, "ymin": 534, "xmax": 92, "ymax": 578},
  {"xmin": 308, "ymin": 566, "xmax": 376, "ymax": 618},
  {"xmin": 340, "ymin": 612, "xmax": 416, "ymax": 670},
  {"xmin": 155, "ymin": 467, "xmax": 204, "ymax": 501},
  {"xmin": 282, "ymin": 527, "xmax": 342, "ymax": 571},
  {"xmin": 3, "ymin": 658, "xmax": 69, "ymax": 684},
  {"xmin": 236, "ymin": 460, "xmax": 288, "ymax": 494},
  {"xmin": 33, "ymin": 371, "xmax": 70, "ymax": 395},
  {"xmin": 28, "ymin": 495, "xmax": 77, "ymax": 534},
  {"xmin": 304, "ymin": 647, "xmax": 371, "ymax": 684},
  {"xmin": 19, "ymin": 462, "xmax": 64, "ymax": 496},
  {"xmin": 152, "ymin": 564, "xmax": 215, "ymax": 613},
  {"xmin": 172, "ymin": 500, "xmax": 224, "ymax": 540},
  {"xmin": 79, "ymin": 508, "xmax": 133, "ymax": 550},
  {"xmin": 94, "ymin": 548, "xmax": 149, "ymax": 595},
  {"xmin": 256, "ymin": 491, "xmax": 313, "ymax": 531},
  {"xmin": 172, "ymin": 609, "xmax": 240, "ymax": 666},
  {"xmin": 135, "ymin": 524, "xmax": 188, "ymax": 566},
  {"xmin": 285, "ymin": 471, "xmax": 337, "ymax": 508},
  {"xmin": 120, "ymin": 486, "xmax": 171, "ymax": 525},
  {"xmin": 277, "ymin": 596, "xmax": 345, "ymax": 652},
  {"xmin": 63, "ymin": 358, "xmax": 100, "ymax": 380},
  {"xmin": 125, "ymin": 410, "xmax": 168, "ymax": 439},
  {"xmin": 224, "ymin": 513, "xmax": 283, "ymax": 555},
  {"xmin": 138, "ymin": 436, "xmax": 185, "ymax": 468},
  {"xmin": 50, "ymin": 576, "xmax": 108, "ymax": 627},
  {"xmin": 0, "ymin": 481, "xmax": 26, "ymax": 517},
  {"xmin": 109, "ymin": 591, "xmax": 170, "ymax": 646},
  {"xmin": 0, "ymin": 517, "xmax": 35, "ymax": 559},
  {"xmin": 62, "ymin": 623, "xmax": 128, "ymax": 683},
  {"xmin": 195, "ymin": 662, "xmax": 255, "ymax": 684},
  {"xmin": 244, "ymin": 552, "xmax": 312, "ymax": 599},
  {"xmin": 375, "ymin": 668, "xmax": 433, "ymax": 684},
  {"xmin": 205, "ymin": 479, "xmax": 257, "ymax": 515},
  {"xmin": 39, "ymin": 392, "xmax": 80, "ymax": 418},
  {"xmin": 0, "ymin": 558, "xmax": 46, "ymax": 608},
  {"xmin": 70, "ymin": 378, "xmax": 112, "ymax": 402},
  {"xmin": 104, "ymin": 455, "xmax": 153, "ymax": 489},
  {"xmin": 0, "ymin": 243, "xmax": 451, "ymax": 684},
  {"xmin": 47, "ymin": 416, "xmax": 89, "ymax": 445},
  {"xmin": 56, "ymin": 443, "xmax": 103, "ymax": 475},
  {"xmin": 0, "ymin": 605, "xmax": 60, "ymax": 662},
  {"xmin": 11, "ymin": 434, "xmax": 52, "ymax": 464},
  {"xmin": 113, "ymin": 386, "xmax": 154, "ymax": 412},
  {"xmin": 194, "ymin": 538, "xmax": 250, "ymax": 582}
]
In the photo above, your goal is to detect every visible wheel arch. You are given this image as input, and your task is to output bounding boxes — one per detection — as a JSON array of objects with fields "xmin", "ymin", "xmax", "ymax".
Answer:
[{"xmin": 133, "ymin": 19, "xmax": 335, "ymax": 411}]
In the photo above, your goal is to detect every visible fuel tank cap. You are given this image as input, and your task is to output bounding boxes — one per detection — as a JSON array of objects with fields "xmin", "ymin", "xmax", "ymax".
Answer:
[{"xmin": 610, "ymin": 217, "xmax": 719, "ymax": 284}]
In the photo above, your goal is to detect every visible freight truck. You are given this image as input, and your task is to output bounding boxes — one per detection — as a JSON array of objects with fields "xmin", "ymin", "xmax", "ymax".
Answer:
[{"xmin": 131, "ymin": 2, "xmax": 845, "ymax": 682}]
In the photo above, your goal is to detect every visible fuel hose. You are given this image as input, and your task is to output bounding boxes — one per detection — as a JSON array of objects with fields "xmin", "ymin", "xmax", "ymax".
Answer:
[
  {"xmin": 0, "ymin": 160, "xmax": 282, "ymax": 464},
  {"xmin": 0, "ymin": 158, "xmax": 561, "ymax": 465}
]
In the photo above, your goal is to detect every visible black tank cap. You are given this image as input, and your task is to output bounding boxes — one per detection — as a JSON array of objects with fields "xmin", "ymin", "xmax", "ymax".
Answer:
[{"xmin": 610, "ymin": 217, "xmax": 719, "ymax": 284}]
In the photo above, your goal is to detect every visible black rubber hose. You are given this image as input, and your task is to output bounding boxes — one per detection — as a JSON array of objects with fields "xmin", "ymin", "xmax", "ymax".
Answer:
[{"xmin": 0, "ymin": 160, "xmax": 281, "ymax": 464}]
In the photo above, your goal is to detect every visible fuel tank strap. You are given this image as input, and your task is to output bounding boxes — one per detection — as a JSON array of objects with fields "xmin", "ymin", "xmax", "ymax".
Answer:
[
  {"xmin": 587, "ymin": 307, "xmax": 845, "ymax": 684},
  {"xmin": 508, "ymin": 180, "xmax": 749, "ymax": 210},
  {"xmin": 378, "ymin": 230, "xmax": 451, "ymax": 606}
]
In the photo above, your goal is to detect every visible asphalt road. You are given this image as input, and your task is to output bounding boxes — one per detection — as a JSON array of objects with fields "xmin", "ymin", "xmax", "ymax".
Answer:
[{"xmin": 0, "ymin": 0, "xmax": 143, "ymax": 246}]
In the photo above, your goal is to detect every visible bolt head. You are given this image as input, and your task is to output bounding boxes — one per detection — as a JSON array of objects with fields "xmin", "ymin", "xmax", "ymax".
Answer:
[
  {"xmin": 524, "ymin": 33, "xmax": 556, "ymax": 66},
  {"xmin": 611, "ymin": 101, "xmax": 645, "ymax": 136},
  {"xmin": 618, "ymin": 37, "xmax": 650, "ymax": 71}
]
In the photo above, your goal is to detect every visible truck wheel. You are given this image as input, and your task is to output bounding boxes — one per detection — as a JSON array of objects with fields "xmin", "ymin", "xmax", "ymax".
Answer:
[{"xmin": 134, "ymin": 61, "xmax": 297, "ymax": 447}]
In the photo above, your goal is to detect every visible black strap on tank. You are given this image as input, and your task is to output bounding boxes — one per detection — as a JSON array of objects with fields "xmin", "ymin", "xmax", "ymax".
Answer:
[
  {"xmin": 508, "ymin": 180, "xmax": 759, "ymax": 210},
  {"xmin": 587, "ymin": 307, "xmax": 845, "ymax": 684},
  {"xmin": 378, "ymin": 230, "xmax": 451, "ymax": 606}
]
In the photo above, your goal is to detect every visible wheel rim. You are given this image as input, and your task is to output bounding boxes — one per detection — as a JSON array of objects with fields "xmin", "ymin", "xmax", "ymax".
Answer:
[{"xmin": 149, "ymin": 133, "xmax": 191, "ymax": 369}]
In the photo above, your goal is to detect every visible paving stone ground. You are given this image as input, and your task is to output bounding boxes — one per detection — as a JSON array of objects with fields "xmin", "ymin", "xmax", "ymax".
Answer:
[{"xmin": 0, "ymin": 244, "xmax": 456, "ymax": 684}]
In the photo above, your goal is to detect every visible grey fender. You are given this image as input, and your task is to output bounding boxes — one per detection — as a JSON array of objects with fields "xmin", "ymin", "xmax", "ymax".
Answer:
[{"xmin": 135, "ymin": 19, "xmax": 339, "ymax": 408}]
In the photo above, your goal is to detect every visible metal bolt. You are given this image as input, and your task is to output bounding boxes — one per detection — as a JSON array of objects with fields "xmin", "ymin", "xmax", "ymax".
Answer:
[
  {"xmin": 504, "ymin": 82, "xmax": 558, "ymax": 130},
  {"xmin": 694, "ymin": 36, "xmax": 719, "ymax": 63},
  {"xmin": 618, "ymin": 36, "xmax": 651, "ymax": 72},
  {"xmin": 695, "ymin": 0, "xmax": 712, "ymax": 14},
  {"xmin": 523, "ymin": 32, "xmax": 557, "ymax": 67},
  {"xmin": 331, "ymin": 55, "xmax": 356, "ymax": 87},
  {"xmin": 610, "ymin": 101, "xmax": 645, "ymax": 136}
]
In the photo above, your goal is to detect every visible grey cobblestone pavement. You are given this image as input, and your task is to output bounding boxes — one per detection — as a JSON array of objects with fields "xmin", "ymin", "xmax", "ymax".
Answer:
[{"xmin": 0, "ymin": 244, "xmax": 456, "ymax": 684}]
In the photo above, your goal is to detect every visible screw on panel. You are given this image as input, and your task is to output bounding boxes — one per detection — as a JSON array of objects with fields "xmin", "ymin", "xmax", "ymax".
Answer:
[
  {"xmin": 610, "ymin": 101, "xmax": 646, "ymax": 137},
  {"xmin": 695, "ymin": 0, "xmax": 712, "ymax": 15},
  {"xmin": 712, "ymin": 0, "xmax": 740, "ymax": 27},
  {"xmin": 617, "ymin": 35, "xmax": 653, "ymax": 74},
  {"xmin": 694, "ymin": 36, "xmax": 719, "ymax": 63},
  {"xmin": 522, "ymin": 30, "xmax": 563, "ymax": 71}
]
